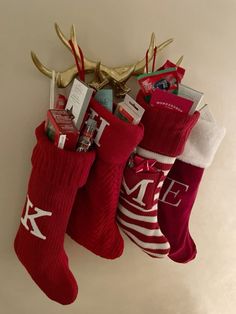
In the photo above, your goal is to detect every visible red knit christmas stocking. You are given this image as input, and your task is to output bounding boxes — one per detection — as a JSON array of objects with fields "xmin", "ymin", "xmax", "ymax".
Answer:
[
  {"xmin": 14, "ymin": 123, "xmax": 95, "ymax": 304},
  {"xmin": 158, "ymin": 108, "xmax": 225, "ymax": 263},
  {"xmin": 117, "ymin": 91, "xmax": 199, "ymax": 258},
  {"xmin": 67, "ymin": 98, "xmax": 144, "ymax": 259}
]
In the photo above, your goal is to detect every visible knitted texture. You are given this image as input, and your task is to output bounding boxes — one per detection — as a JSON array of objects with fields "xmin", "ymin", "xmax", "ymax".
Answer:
[
  {"xmin": 136, "ymin": 90, "xmax": 200, "ymax": 156},
  {"xmin": 158, "ymin": 109, "xmax": 225, "ymax": 263},
  {"xmin": 14, "ymin": 122, "xmax": 95, "ymax": 304},
  {"xmin": 117, "ymin": 91, "xmax": 199, "ymax": 258},
  {"xmin": 67, "ymin": 98, "xmax": 144, "ymax": 259}
]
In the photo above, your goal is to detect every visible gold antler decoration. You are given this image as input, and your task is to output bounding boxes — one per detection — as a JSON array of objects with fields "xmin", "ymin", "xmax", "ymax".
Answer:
[{"xmin": 31, "ymin": 23, "xmax": 174, "ymax": 97}]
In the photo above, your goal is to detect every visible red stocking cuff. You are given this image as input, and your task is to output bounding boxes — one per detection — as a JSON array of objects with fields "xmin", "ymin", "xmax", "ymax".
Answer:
[
  {"xmin": 89, "ymin": 98, "xmax": 144, "ymax": 164},
  {"xmin": 32, "ymin": 122, "xmax": 95, "ymax": 188},
  {"xmin": 136, "ymin": 91, "xmax": 200, "ymax": 157}
]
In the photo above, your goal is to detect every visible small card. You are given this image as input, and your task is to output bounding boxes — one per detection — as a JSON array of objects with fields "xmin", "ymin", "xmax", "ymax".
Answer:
[
  {"xmin": 115, "ymin": 94, "xmax": 145, "ymax": 124},
  {"xmin": 178, "ymin": 84, "xmax": 204, "ymax": 114},
  {"xmin": 150, "ymin": 88, "xmax": 194, "ymax": 114},
  {"xmin": 65, "ymin": 79, "xmax": 94, "ymax": 131},
  {"xmin": 94, "ymin": 89, "xmax": 113, "ymax": 112}
]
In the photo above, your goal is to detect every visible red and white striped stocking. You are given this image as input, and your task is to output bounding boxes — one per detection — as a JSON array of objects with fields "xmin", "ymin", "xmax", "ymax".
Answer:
[
  {"xmin": 118, "ymin": 151, "xmax": 175, "ymax": 257},
  {"xmin": 117, "ymin": 91, "xmax": 199, "ymax": 258}
]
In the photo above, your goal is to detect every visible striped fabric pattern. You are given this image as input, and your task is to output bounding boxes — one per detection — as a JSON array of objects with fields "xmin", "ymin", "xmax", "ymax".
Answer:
[{"xmin": 117, "ymin": 147, "xmax": 176, "ymax": 258}]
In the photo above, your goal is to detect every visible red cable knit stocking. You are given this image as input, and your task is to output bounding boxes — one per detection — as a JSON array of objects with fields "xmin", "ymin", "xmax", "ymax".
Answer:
[
  {"xmin": 67, "ymin": 98, "xmax": 144, "ymax": 259},
  {"xmin": 14, "ymin": 123, "xmax": 95, "ymax": 304}
]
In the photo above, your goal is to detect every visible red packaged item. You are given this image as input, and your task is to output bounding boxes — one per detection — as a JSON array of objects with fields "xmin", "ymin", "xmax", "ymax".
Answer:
[
  {"xmin": 150, "ymin": 88, "xmax": 194, "ymax": 114},
  {"xmin": 55, "ymin": 94, "xmax": 67, "ymax": 110},
  {"xmin": 157, "ymin": 60, "xmax": 185, "ymax": 83},
  {"xmin": 137, "ymin": 67, "xmax": 179, "ymax": 96},
  {"xmin": 45, "ymin": 109, "xmax": 79, "ymax": 151},
  {"xmin": 67, "ymin": 98, "xmax": 144, "ymax": 259},
  {"xmin": 77, "ymin": 118, "xmax": 97, "ymax": 152}
]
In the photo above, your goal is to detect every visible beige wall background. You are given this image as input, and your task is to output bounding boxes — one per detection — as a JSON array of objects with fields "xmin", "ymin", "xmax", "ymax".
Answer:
[{"xmin": 0, "ymin": 0, "xmax": 235, "ymax": 313}]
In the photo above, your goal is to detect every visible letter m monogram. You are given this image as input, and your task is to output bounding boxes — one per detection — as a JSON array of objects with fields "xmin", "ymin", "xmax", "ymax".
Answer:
[
  {"xmin": 21, "ymin": 195, "xmax": 52, "ymax": 240},
  {"xmin": 121, "ymin": 177, "xmax": 154, "ymax": 206}
]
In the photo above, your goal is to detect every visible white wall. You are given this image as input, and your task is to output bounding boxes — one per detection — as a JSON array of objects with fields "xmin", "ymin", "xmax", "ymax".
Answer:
[{"xmin": 0, "ymin": 0, "xmax": 235, "ymax": 313}]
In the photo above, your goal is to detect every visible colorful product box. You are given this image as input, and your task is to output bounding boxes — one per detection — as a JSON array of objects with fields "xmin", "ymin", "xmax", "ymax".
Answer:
[
  {"xmin": 137, "ymin": 68, "xmax": 179, "ymax": 96},
  {"xmin": 45, "ymin": 109, "xmax": 80, "ymax": 151},
  {"xmin": 115, "ymin": 94, "xmax": 145, "ymax": 125},
  {"xmin": 94, "ymin": 89, "xmax": 113, "ymax": 112},
  {"xmin": 65, "ymin": 79, "xmax": 94, "ymax": 131},
  {"xmin": 158, "ymin": 60, "xmax": 185, "ymax": 82}
]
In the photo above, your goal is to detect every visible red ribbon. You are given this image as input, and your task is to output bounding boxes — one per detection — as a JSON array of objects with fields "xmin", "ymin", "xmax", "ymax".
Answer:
[
  {"xmin": 131, "ymin": 155, "xmax": 158, "ymax": 173},
  {"xmin": 145, "ymin": 46, "xmax": 157, "ymax": 73},
  {"xmin": 69, "ymin": 39, "xmax": 85, "ymax": 82}
]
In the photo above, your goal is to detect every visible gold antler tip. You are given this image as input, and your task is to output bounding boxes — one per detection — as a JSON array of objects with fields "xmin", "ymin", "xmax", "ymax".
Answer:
[
  {"xmin": 31, "ymin": 51, "xmax": 37, "ymax": 60},
  {"xmin": 176, "ymin": 55, "xmax": 184, "ymax": 66},
  {"xmin": 70, "ymin": 24, "xmax": 76, "ymax": 39}
]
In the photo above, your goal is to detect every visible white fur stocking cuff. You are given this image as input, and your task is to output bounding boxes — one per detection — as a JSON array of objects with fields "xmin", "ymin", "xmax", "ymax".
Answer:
[{"xmin": 178, "ymin": 107, "xmax": 225, "ymax": 168}]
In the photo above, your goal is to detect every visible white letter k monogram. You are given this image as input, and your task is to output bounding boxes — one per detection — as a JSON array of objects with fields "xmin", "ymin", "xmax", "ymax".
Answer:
[{"xmin": 21, "ymin": 195, "xmax": 52, "ymax": 240}]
